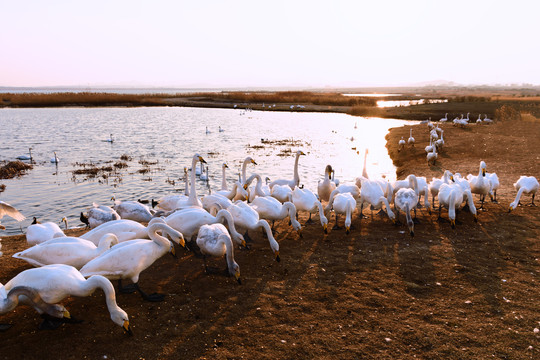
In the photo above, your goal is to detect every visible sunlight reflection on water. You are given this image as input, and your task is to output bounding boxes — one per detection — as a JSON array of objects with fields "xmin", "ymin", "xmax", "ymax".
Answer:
[{"xmin": 0, "ymin": 107, "xmax": 415, "ymax": 234}]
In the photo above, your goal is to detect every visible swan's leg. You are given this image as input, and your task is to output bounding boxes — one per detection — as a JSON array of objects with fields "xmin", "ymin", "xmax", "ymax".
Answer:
[
  {"xmin": 527, "ymin": 193, "xmax": 537, "ymax": 206},
  {"xmin": 491, "ymin": 190, "xmax": 498, "ymax": 203},
  {"xmin": 244, "ymin": 230, "xmax": 254, "ymax": 243},
  {"xmin": 305, "ymin": 212, "xmax": 314, "ymax": 225},
  {"xmin": 186, "ymin": 241, "xmax": 204, "ymax": 258},
  {"xmin": 118, "ymin": 279, "xmax": 137, "ymax": 294},
  {"xmin": 394, "ymin": 209, "xmax": 402, "ymax": 226},
  {"xmin": 134, "ymin": 282, "xmax": 165, "ymax": 302},
  {"xmin": 413, "ymin": 207, "xmax": 420, "ymax": 224},
  {"xmin": 332, "ymin": 213, "xmax": 341, "ymax": 230},
  {"xmin": 478, "ymin": 195, "xmax": 486, "ymax": 211},
  {"xmin": 432, "ymin": 195, "xmax": 436, "ymax": 210},
  {"xmin": 437, "ymin": 204, "xmax": 444, "ymax": 222}
]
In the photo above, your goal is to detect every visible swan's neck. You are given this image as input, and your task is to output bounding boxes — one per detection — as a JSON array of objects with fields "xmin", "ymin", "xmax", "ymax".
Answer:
[
  {"xmin": 85, "ymin": 275, "xmax": 123, "ymax": 317},
  {"xmin": 282, "ymin": 202, "xmax": 298, "ymax": 223},
  {"xmin": 97, "ymin": 235, "xmax": 118, "ymax": 251},
  {"xmin": 189, "ymin": 157, "xmax": 198, "ymax": 204},
  {"xmin": 448, "ymin": 191, "xmax": 457, "ymax": 220},
  {"xmin": 221, "ymin": 166, "xmax": 228, "ymax": 191},
  {"xmin": 149, "ymin": 223, "xmax": 174, "ymax": 249},
  {"xmin": 511, "ymin": 187, "xmax": 526, "ymax": 209},
  {"xmin": 241, "ymin": 160, "xmax": 250, "ymax": 184},
  {"xmin": 257, "ymin": 220, "xmax": 279, "ymax": 253},
  {"xmin": 380, "ymin": 196, "xmax": 394, "ymax": 219},
  {"xmin": 324, "ymin": 189, "xmax": 339, "ymax": 215},
  {"xmin": 221, "ymin": 235, "xmax": 236, "ymax": 272},
  {"xmin": 362, "ymin": 150, "xmax": 369, "ymax": 178},
  {"xmin": 409, "ymin": 175, "xmax": 419, "ymax": 196},
  {"xmin": 464, "ymin": 189, "xmax": 477, "ymax": 214},
  {"xmin": 215, "ymin": 209, "xmax": 242, "ymax": 242},
  {"xmin": 293, "ymin": 154, "xmax": 301, "ymax": 187}
]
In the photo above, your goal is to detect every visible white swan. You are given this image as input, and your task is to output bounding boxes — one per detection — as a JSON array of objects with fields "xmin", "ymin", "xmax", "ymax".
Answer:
[
  {"xmin": 467, "ymin": 161, "xmax": 492, "ymax": 210},
  {"xmin": 289, "ymin": 186, "xmax": 328, "ymax": 232},
  {"xmin": 428, "ymin": 170, "xmax": 453, "ymax": 206},
  {"xmin": 476, "ymin": 114, "xmax": 483, "ymax": 124},
  {"xmin": 5, "ymin": 264, "xmax": 131, "ymax": 333},
  {"xmin": 393, "ymin": 175, "xmax": 430, "ymax": 209},
  {"xmin": 325, "ymin": 190, "xmax": 356, "ymax": 234},
  {"xmin": 398, "ymin": 137, "xmax": 406, "ymax": 151},
  {"xmin": 240, "ymin": 156, "xmax": 257, "ymax": 184},
  {"xmin": 196, "ymin": 223, "xmax": 242, "ymax": 284},
  {"xmin": 112, "ymin": 199, "xmax": 153, "ymax": 223},
  {"xmin": 80, "ymin": 203, "xmax": 121, "ymax": 229},
  {"xmin": 80, "ymin": 223, "xmax": 184, "ymax": 302},
  {"xmin": 435, "ymin": 130, "xmax": 444, "ymax": 150},
  {"xmin": 80, "ymin": 218, "xmax": 165, "ymax": 245},
  {"xmin": 269, "ymin": 150, "xmax": 306, "ymax": 190},
  {"xmin": 13, "ymin": 234, "xmax": 118, "ymax": 269},
  {"xmin": 425, "ymin": 137, "xmax": 435, "ymax": 154},
  {"xmin": 165, "ymin": 208, "xmax": 244, "ymax": 245},
  {"xmin": 0, "ymin": 285, "xmax": 70, "ymax": 329},
  {"xmin": 166, "ymin": 154, "xmax": 207, "ymax": 209},
  {"xmin": 250, "ymin": 197, "xmax": 302, "ymax": 233},
  {"xmin": 271, "ymin": 184, "xmax": 293, "ymax": 203},
  {"xmin": 485, "ymin": 171, "xmax": 500, "ymax": 202},
  {"xmin": 483, "ymin": 114, "xmax": 493, "ymax": 124},
  {"xmin": 204, "ymin": 182, "xmax": 249, "ymax": 212},
  {"xmin": 220, "ymin": 163, "xmax": 229, "ymax": 191},
  {"xmin": 437, "ymin": 183, "xmax": 477, "ymax": 227},
  {"xmin": 0, "ymin": 201, "xmax": 25, "ymax": 230},
  {"xmin": 226, "ymin": 201, "xmax": 280, "ymax": 261},
  {"xmin": 16, "ymin": 148, "xmax": 33, "ymax": 161},
  {"xmin": 50, "ymin": 152, "xmax": 59, "ymax": 164},
  {"xmin": 105, "ymin": 134, "xmax": 114, "ymax": 143},
  {"xmin": 200, "ymin": 164, "xmax": 209, "ymax": 181},
  {"xmin": 361, "ymin": 149, "xmax": 369, "ymax": 179},
  {"xmin": 244, "ymin": 173, "xmax": 272, "ymax": 202},
  {"xmin": 357, "ymin": 178, "xmax": 396, "ymax": 223},
  {"xmin": 26, "ymin": 217, "xmax": 68, "ymax": 245},
  {"xmin": 440, "ymin": 113, "xmax": 448, "ymax": 122},
  {"xmin": 508, "ymin": 176, "xmax": 539, "ymax": 212},
  {"xmin": 317, "ymin": 165, "xmax": 336, "ymax": 202},
  {"xmin": 394, "ymin": 174, "xmax": 421, "ymax": 237},
  {"xmin": 427, "ymin": 145, "xmax": 437, "ymax": 165},
  {"xmin": 407, "ymin": 129, "xmax": 415, "ymax": 146}
]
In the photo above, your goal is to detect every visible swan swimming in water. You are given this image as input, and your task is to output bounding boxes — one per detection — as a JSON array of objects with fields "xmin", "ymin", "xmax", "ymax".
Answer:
[
  {"xmin": 16, "ymin": 148, "xmax": 33, "ymax": 161},
  {"xmin": 50, "ymin": 152, "xmax": 59, "ymax": 164}
]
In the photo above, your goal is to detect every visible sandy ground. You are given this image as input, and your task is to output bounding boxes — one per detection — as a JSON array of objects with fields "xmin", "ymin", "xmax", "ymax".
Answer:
[{"xmin": 0, "ymin": 118, "xmax": 539, "ymax": 359}]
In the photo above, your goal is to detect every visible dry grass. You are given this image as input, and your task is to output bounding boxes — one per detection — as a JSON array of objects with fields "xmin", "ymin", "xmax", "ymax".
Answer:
[{"xmin": 0, "ymin": 161, "xmax": 33, "ymax": 179}]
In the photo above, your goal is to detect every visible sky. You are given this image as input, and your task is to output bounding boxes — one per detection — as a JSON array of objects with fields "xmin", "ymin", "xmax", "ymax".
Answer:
[{"xmin": 1, "ymin": 0, "xmax": 539, "ymax": 88}]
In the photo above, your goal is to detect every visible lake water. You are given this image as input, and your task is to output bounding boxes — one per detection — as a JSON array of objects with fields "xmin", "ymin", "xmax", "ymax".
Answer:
[{"xmin": 0, "ymin": 107, "xmax": 414, "ymax": 235}]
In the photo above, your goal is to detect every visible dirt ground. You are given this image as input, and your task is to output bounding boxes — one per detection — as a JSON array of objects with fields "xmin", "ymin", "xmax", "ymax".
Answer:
[{"xmin": 1, "ymin": 118, "xmax": 539, "ymax": 359}]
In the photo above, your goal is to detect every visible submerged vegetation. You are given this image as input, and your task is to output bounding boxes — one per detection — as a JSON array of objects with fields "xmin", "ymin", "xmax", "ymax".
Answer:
[{"xmin": 0, "ymin": 160, "xmax": 33, "ymax": 179}]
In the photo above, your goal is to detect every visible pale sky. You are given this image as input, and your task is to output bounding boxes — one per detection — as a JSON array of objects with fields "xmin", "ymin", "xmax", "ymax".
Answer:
[{"xmin": 1, "ymin": 0, "xmax": 539, "ymax": 88}]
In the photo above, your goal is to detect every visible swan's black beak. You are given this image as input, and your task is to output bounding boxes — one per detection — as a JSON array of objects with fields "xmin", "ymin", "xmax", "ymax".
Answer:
[
  {"xmin": 275, "ymin": 251, "xmax": 280, "ymax": 262},
  {"xmin": 123, "ymin": 321, "xmax": 133, "ymax": 336}
]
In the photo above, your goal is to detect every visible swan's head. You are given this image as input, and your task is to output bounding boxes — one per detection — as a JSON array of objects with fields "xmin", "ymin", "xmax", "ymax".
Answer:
[
  {"xmin": 194, "ymin": 154, "xmax": 207, "ymax": 164},
  {"xmin": 229, "ymin": 262, "xmax": 241, "ymax": 284},
  {"xmin": 320, "ymin": 215, "xmax": 328, "ymax": 234},
  {"xmin": 249, "ymin": 157, "xmax": 257, "ymax": 165},
  {"xmin": 111, "ymin": 307, "xmax": 132, "ymax": 336},
  {"xmin": 297, "ymin": 150, "xmax": 306, "ymax": 157},
  {"xmin": 222, "ymin": 163, "xmax": 228, "ymax": 169},
  {"xmin": 80, "ymin": 212, "xmax": 89, "ymax": 226},
  {"xmin": 345, "ymin": 217, "xmax": 352, "ymax": 235}
]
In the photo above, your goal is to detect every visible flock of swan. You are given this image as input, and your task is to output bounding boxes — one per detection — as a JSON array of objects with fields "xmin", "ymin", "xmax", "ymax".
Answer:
[{"xmin": 1, "ymin": 126, "xmax": 539, "ymax": 335}]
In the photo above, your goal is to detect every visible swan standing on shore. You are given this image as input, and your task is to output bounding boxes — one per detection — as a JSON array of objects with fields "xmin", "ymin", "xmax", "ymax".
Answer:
[
  {"xmin": 398, "ymin": 137, "xmax": 406, "ymax": 152},
  {"xmin": 440, "ymin": 113, "xmax": 448, "ymax": 122},
  {"xmin": 112, "ymin": 198, "xmax": 154, "ymax": 223},
  {"xmin": 394, "ymin": 174, "xmax": 423, "ymax": 237},
  {"xmin": 250, "ymin": 196, "xmax": 302, "ymax": 234},
  {"xmin": 325, "ymin": 190, "xmax": 356, "ymax": 234},
  {"xmin": 80, "ymin": 223, "xmax": 184, "ymax": 302},
  {"xmin": 269, "ymin": 150, "xmax": 305, "ymax": 190},
  {"xmin": 317, "ymin": 165, "xmax": 336, "ymax": 202},
  {"xmin": 508, "ymin": 176, "xmax": 539, "ymax": 212},
  {"xmin": 407, "ymin": 129, "xmax": 415, "ymax": 147},
  {"xmin": 289, "ymin": 186, "xmax": 328, "ymax": 232},
  {"xmin": 80, "ymin": 218, "xmax": 165, "ymax": 244},
  {"xmin": 357, "ymin": 178, "xmax": 396, "ymax": 223},
  {"xmin": 166, "ymin": 154, "xmax": 207, "ymax": 209},
  {"xmin": 13, "ymin": 234, "xmax": 119, "ymax": 269},
  {"xmin": 244, "ymin": 174, "xmax": 272, "ymax": 202},
  {"xmin": 5, "ymin": 264, "xmax": 131, "ymax": 333},
  {"xmin": 0, "ymin": 201, "xmax": 25, "ymax": 230},
  {"xmin": 467, "ymin": 161, "xmax": 492, "ymax": 210},
  {"xmin": 437, "ymin": 183, "xmax": 478, "ymax": 228},
  {"xmin": 196, "ymin": 223, "xmax": 242, "ymax": 284},
  {"xmin": 428, "ymin": 170, "xmax": 453, "ymax": 207}
]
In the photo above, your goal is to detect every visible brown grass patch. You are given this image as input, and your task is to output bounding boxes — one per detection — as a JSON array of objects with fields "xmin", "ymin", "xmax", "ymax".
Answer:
[{"xmin": 0, "ymin": 161, "xmax": 33, "ymax": 179}]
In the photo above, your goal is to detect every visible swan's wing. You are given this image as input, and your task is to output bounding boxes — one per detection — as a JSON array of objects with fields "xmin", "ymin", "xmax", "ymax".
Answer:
[{"xmin": 0, "ymin": 202, "xmax": 25, "ymax": 221}]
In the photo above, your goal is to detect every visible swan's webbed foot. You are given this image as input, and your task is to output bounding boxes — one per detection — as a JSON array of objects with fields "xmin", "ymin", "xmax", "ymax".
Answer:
[
  {"xmin": 332, "ymin": 224, "xmax": 341, "ymax": 230},
  {"xmin": 38, "ymin": 313, "xmax": 77, "ymax": 330},
  {"xmin": 0, "ymin": 323, "xmax": 13, "ymax": 331},
  {"xmin": 118, "ymin": 279, "xmax": 137, "ymax": 294},
  {"xmin": 244, "ymin": 231, "xmax": 254, "ymax": 243},
  {"xmin": 186, "ymin": 241, "xmax": 204, "ymax": 258},
  {"xmin": 413, "ymin": 217, "xmax": 421, "ymax": 224},
  {"xmin": 135, "ymin": 283, "xmax": 165, "ymax": 302},
  {"xmin": 305, "ymin": 215, "xmax": 315, "ymax": 225}
]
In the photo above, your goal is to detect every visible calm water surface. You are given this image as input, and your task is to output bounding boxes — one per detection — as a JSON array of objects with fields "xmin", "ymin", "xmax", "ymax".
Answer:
[{"xmin": 0, "ymin": 107, "xmax": 415, "ymax": 235}]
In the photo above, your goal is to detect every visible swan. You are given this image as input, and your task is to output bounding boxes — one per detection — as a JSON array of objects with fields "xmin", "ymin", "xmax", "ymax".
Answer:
[
  {"xmin": 440, "ymin": 113, "xmax": 448, "ymax": 122},
  {"xmin": 357, "ymin": 178, "xmax": 396, "ymax": 223},
  {"xmin": 271, "ymin": 184, "xmax": 293, "ymax": 204},
  {"xmin": 485, "ymin": 171, "xmax": 500, "ymax": 202},
  {"xmin": 240, "ymin": 156, "xmax": 257, "ymax": 184},
  {"xmin": 0, "ymin": 201, "xmax": 25, "ymax": 230},
  {"xmin": 464, "ymin": 112, "xmax": 470, "ymax": 122},
  {"xmin": 80, "ymin": 203, "xmax": 121, "ymax": 229},
  {"xmin": 244, "ymin": 173, "xmax": 271, "ymax": 201},
  {"xmin": 393, "ymin": 175, "xmax": 430, "ymax": 209},
  {"xmin": 204, "ymin": 182, "xmax": 249, "ymax": 211},
  {"xmin": 331, "ymin": 168, "xmax": 340, "ymax": 187},
  {"xmin": 13, "ymin": 234, "xmax": 118, "ymax": 269},
  {"xmin": 427, "ymin": 145, "xmax": 437, "ymax": 165},
  {"xmin": 226, "ymin": 201, "xmax": 280, "ymax": 261},
  {"xmin": 16, "ymin": 148, "xmax": 33, "ymax": 161},
  {"xmin": 105, "ymin": 134, "xmax": 114, "ymax": 143},
  {"xmin": 218, "ymin": 126, "xmax": 225, "ymax": 132},
  {"xmin": 362, "ymin": 149, "xmax": 369, "ymax": 179},
  {"xmin": 483, "ymin": 114, "xmax": 493, "ymax": 124},
  {"xmin": 508, "ymin": 176, "xmax": 539, "ymax": 212},
  {"xmin": 50, "ymin": 152, "xmax": 59, "ymax": 164},
  {"xmin": 437, "ymin": 183, "xmax": 477, "ymax": 228},
  {"xmin": 5, "ymin": 264, "xmax": 131, "ymax": 333},
  {"xmin": 325, "ymin": 190, "xmax": 356, "ymax": 234},
  {"xmin": 476, "ymin": 114, "xmax": 483, "ymax": 124},
  {"xmin": 428, "ymin": 170, "xmax": 453, "ymax": 206},
  {"xmin": 200, "ymin": 164, "xmax": 209, "ymax": 181},
  {"xmin": 269, "ymin": 150, "xmax": 306, "ymax": 190},
  {"xmin": 165, "ymin": 207, "xmax": 244, "ymax": 245},
  {"xmin": 435, "ymin": 130, "xmax": 444, "ymax": 150},
  {"xmin": 407, "ymin": 129, "xmax": 415, "ymax": 147},
  {"xmin": 250, "ymin": 197, "xmax": 302, "ymax": 234},
  {"xmin": 205, "ymin": 126, "xmax": 211, "ymax": 134},
  {"xmin": 196, "ymin": 223, "xmax": 242, "ymax": 284},
  {"xmin": 430, "ymin": 129, "xmax": 438, "ymax": 142},
  {"xmin": 394, "ymin": 174, "xmax": 422, "ymax": 237},
  {"xmin": 112, "ymin": 198, "xmax": 153, "ymax": 223},
  {"xmin": 467, "ymin": 161, "xmax": 492, "ymax": 210},
  {"xmin": 80, "ymin": 218, "xmax": 166, "ymax": 245},
  {"xmin": 169, "ymin": 154, "xmax": 207, "ymax": 209},
  {"xmin": 324, "ymin": 182, "xmax": 361, "ymax": 213},
  {"xmin": 0, "ymin": 285, "xmax": 70, "ymax": 330},
  {"xmin": 425, "ymin": 137, "xmax": 435, "ymax": 154},
  {"xmin": 289, "ymin": 186, "xmax": 328, "ymax": 232},
  {"xmin": 398, "ymin": 137, "xmax": 406, "ymax": 151},
  {"xmin": 220, "ymin": 163, "xmax": 229, "ymax": 191},
  {"xmin": 80, "ymin": 223, "xmax": 184, "ymax": 302},
  {"xmin": 317, "ymin": 165, "xmax": 336, "ymax": 202}
]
